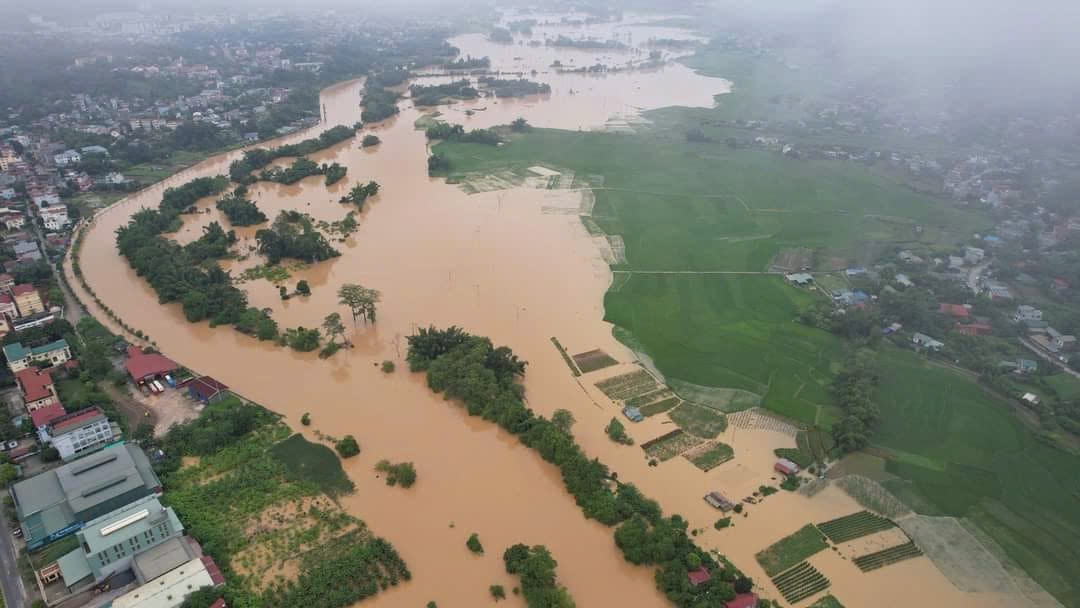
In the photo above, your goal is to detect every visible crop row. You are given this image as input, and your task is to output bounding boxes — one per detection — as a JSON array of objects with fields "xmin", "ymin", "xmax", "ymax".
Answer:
[
  {"xmin": 817, "ymin": 510, "xmax": 896, "ymax": 543},
  {"xmin": 853, "ymin": 541, "xmax": 923, "ymax": 572},
  {"xmin": 772, "ymin": 561, "xmax": 831, "ymax": 604}
]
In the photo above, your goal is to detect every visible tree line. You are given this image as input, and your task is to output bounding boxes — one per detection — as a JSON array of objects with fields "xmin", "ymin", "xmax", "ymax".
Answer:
[
  {"xmin": 406, "ymin": 326, "xmax": 747, "ymax": 607},
  {"xmin": 228, "ymin": 124, "xmax": 357, "ymax": 184},
  {"xmin": 425, "ymin": 122, "xmax": 501, "ymax": 145}
]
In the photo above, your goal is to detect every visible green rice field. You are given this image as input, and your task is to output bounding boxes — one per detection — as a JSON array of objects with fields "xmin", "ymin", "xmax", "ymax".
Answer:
[{"xmin": 756, "ymin": 524, "xmax": 829, "ymax": 576}]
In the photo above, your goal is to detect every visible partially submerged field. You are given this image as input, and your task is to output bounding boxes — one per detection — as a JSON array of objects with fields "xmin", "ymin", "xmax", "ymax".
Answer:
[{"xmin": 434, "ymin": 123, "xmax": 1080, "ymax": 606}]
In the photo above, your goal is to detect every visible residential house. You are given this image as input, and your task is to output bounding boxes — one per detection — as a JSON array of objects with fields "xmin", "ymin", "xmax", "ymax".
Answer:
[
  {"xmin": 15, "ymin": 368, "xmax": 60, "ymax": 411},
  {"xmin": 1022, "ymin": 393, "xmax": 1040, "ymax": 406},
  {"xmin": 964, "ymin": 246, "xmax": 985, "ymax": 264},
  {"xmin": 1014, "ymin": 305, "xmax": 1043, "ymax": 323},
  {"xmin": 1047, "ymin": 328, "xmax": 1077, "ymax": 351},
  {"xmin": 985, "ymin": 281, "xmax": 1013, "ymax": 301},
  {"xmin": 0, "ymin": 294, "xmax": 16, "ymax": 318},
  {"xmin": 185, "ymin": 376, "xmax": 229, "ymax": 404},
  {"xmin": 56, "ymin": 495, "xmax": 184, "ymax": 588},
  {"xmin": 845, "ymin": 267, "xmax": 867, "ymax": 277},
  {"xmin": 31, "ymin": 189, "xmax": 60, "ymax": 206},
  {"xmin": 882, "ymin": 322, "xmax": 903, "ymax": 335},
  {"xmin": 687, "ymin": 566, "xmax": 711, "ymax": 587},
  {"xmin": 53, "ymin": 150, "xmax": 81, "ymax": 167},
  {"xmin": 0, "ymin": 188, "xmax": 15, "ymax": 201},
  {"xmin": 39, "ymin": 205, "xmax": 71, "ymax": 231},
  {"xmin": 912, "ymin": 332, "xmax": 944, "ymax": 351},
  {"xmin": 999, "ymin": 358, "xmax": 1037, "ymax": 374},
  {"xmin": 775, "ymin": 458, "xmax": 800, "ymax": 476},
  {"xmin": 955, "ymin": 322, "xmax": 992, "ymax": 336},
  {"xmin": 10, "ymin": 444, "xmax": 162, "ymax": 549},
  {"xmin": 43, "ymin": 407, "xmax": 116, "ymax": 461},
  {"xmin": 0, "ymin": 209, "xmax": 25, "ymax": 230},
  {"xmin": 13, "ymin": 239, "xmax": 41, "ymax": 261},
  {"xmin": 2, "ymin": 338, "xmax": 71, "ymax": 372},
  {"xmin": 939, "ymin": 303, "xmax": 970, "ymax": 318},
  {"xmin": 0, "ymin": 275, "xmax": 11, "ymax": 291},
  {"xmin": 895, "ymin": 273, "xmax": 914, "ymax": 287},
  {"xmin": 785, "ymin": 273, "xmax": 813, "ymax": 286},
  {"xmin": 949, "ymin": 255, "xmax": 965, "ymax": 269},
  {"xmin": 897, "ymin": 250, "xmax": 924, "ymax": 264},
  {"xmin": 30, "ymin": 402, "xmax": 68, "ymax": 430},
  {"xmin": 79, "ymin": 145, "xmax": 110, "ymax": 157},
  {"xmin": 703, "ymin": 491, "xmax": 734, "ymax": 512},
  {"xmin": 725, "ymin": 594, "xmax": 759, "ymax": 608},
  {"xmin": 11, "ymin": 311, "xmax": 56, "ymax": 333},
  {"xmin": 13, "ymin": 283, "xmax": 44, "ymax": 316},
  {"xmin": 113, "ymin": 554, "xmax": 225, "ymax": 608}
]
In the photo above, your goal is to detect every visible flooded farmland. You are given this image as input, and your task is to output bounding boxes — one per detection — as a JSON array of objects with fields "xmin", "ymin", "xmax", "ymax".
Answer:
[{"xmin": 63, "ymin": 15, "xmax": 1041, "ymax": 608}]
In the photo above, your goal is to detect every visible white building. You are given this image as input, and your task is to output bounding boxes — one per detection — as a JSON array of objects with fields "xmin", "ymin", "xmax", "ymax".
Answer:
[
  {"xmin": 43, "ymin": 407, "xmax": 115, "ymax": 461},
  {"xmin": 32, "ymin": 191, "xmax": 61, "ymax": 206},
  {"xmin": 53, "ymin": 150, "xmax": 81, "ymax": 167},
  {"xmin": 39, "ymin": 205, "xmax": 70, "ymax": 231},
  {"xmin": 912, "ymin": 332, "xmax": 944, "ymax": 351},
  {"xmin": 1014, "ymin": 305, "xmax": 1043, "ymax": 323},
  {"xmin": 964, "ymin": 246, "xmax": 985, "ymax": 264}
]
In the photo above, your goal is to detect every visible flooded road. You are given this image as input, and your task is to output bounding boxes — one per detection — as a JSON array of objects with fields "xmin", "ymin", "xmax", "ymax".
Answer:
[{"xmin": 64, "ymin": 16, "xmax": 1029, "ymax": 608}]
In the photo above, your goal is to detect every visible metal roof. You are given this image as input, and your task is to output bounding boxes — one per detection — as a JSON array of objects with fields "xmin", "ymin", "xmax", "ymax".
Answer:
[
  {"xmin": 132, "ymin": 537, "xmax": 195, "ymax": 584},
  {"xmin": 112, "ymin": 557, "xmax": 219, "ymax": 608},
  {"xmin": 78, "ymin": 496, "xmax": 182, "ymax": 556}
]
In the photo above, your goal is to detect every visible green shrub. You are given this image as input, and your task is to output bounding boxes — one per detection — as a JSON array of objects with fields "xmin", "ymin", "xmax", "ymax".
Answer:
[
  {"xmin": 466, "ymin": 533, "xmax": 484, "ymax": 554},
  {"xmin": 301, "ymin": 413, "xmax": 311, "ymax": 426},
  {"xmin": 335, "ymin": 435, "xmax": 360, "ymax": 458},
  {"xmin": 382, "ymin": 360, "xmax": 396, "ymax": 373},
  {"xmin": 490, "ymin": 584, "xmax": 506, "ymax": 600},
  {"xmin": 714, "ymin": 517, "xmax": 731, "ymax": 530}
]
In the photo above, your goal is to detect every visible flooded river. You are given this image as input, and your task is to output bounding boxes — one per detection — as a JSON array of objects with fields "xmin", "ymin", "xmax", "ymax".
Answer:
[{"xmin": 64, "ymin": 15, "xmax": 1030, "ymax": 608}]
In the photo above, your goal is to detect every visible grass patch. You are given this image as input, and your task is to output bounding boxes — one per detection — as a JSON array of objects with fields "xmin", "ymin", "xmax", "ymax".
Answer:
[
  {"xmin": 641, "ymin": 429, "xmax": 703, "ymax": 461},
  {"xmin": 572, "ymin": 349, "xmax": 618, "ymax": 373},
  {"xmin": 269, "ymin": 433, "xmax": 355, "ymax": 497},
  {"xmin": 685, "ymin": 441, "xmax": 734, "ymax": 471},
  {"xmin": 755, "ymin": 524, "xmax": 829, "ymax": 576},
  {"xmin": 594, "ymin": 369, "xmax": 659, "ymax": 401},
  {"xmin": 30, "ymin": 534, "xmax": 80, "ymax": 566},
  {"xmin": 640, "ymin": 396, "xmax": 680, "ymax": 417},
  {"xmin": 668, "ymin": 402, "xmax": 727, "ymax": 438},
  {"xmin": 775, "ymin": 447, "xmax": 813, "ymax": 469}
]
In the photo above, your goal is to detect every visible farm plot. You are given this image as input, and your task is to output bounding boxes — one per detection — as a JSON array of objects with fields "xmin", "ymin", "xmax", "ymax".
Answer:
[
  {"xmin": 641, "ymin": 429, "xmax": 704, "ymax": 461},
  {"xmin": 756, "ymin": 524, "xmax": 830, "ymax": 576},
  {"xmin": 853, "ymin": 541, "xmax": 923, "ymax": 572},
  {"xmin": 684, "ymin": 441, "xmax": 735, "ymax": 471},
  {"xmin": 771, "ymin": 561, "xmax": 831, "ymax": 604},
  {"xmin": 595, "ymin": 369, "xmax": 660, "ymax": 401},
  {"xmin": 816, "ymin": 510, "xmax": 897, "ymax": 544},
  {"xmin": 572, "ymin": 348, "xmax": 619, "ymax": 373},
  {"xmin": 668, "ymin": 402, "xmax": 728, "ymax": 438},
  {"xmin": 640, "ymin": 397, "xmax": 682, "ymax": 416},
  {"xmin": 625, "ymin": 389, "xmax": 674, "ymax": 408},
  {"xmin": 808, "ymin": 595, "xmax": 845, "ymax": 608},
  {"xmin": 770, "ymin": 247, "xmax": 814, "ymax": 272}
]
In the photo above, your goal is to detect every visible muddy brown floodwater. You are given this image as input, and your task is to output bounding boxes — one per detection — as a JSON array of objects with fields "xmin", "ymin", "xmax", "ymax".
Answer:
[{"xmin": 64, "ymin": 16, "xmax": 1035, "ymax": 608}]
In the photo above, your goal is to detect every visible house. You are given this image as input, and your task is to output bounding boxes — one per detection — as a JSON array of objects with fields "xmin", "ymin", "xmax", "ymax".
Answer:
[
  {"xmin": 882, "ymin": 322, "xmax": 903, "ymax": 335},
  {"xmin": 39, "ymin": 205, "xmax": 71, "ymax": 231},
  {"xmin": 113, "ymin": 554, "xmax": 225, "ymax": 608},
  {"xmin": 2, "ymin": 338, "xmax": 72, "ymax": 372},
  {"xmin": 30, "ymin": 402, "xmax": 68, "ymax": 430},
  {"xmin": 938, "ymin": 303, "xmax": 970, "ymax": 318},
  {"xmin": 12, "ymin": 240, "xmax": 41, "ymax": 261},
  {"xmin": 1000, "ymin": 358, "xmax": 1037, "ymax": 374},
  {"xmin": 894, "ymin": 273, "xmax": 914, "ymax": 287},
  {"xmin": 912, "ymin": 333, "xmax": 944, "ymax": 351},
  {"xmin": 79, "ymin": 145, "xmax": 110, "ymax": 157},
  {"xmin": 687, "ymin": 566, "xmax": 711, "ymax": 587},
  {"xmin": 703, "ymin": 491, "xmax": 734, "ymax": 512},
  {"xmin": 44, "ymin": 407, "xmax": 116, "ymax": 461},
  {"xmin": 53, "ymin": 150, "xmax": 81, "ymax": 167},
  {"xmin": 186, "ymin": 376, "xmax": 229, "ymax": 404},
  {"xmin": 897, "ymin": 250, "xmax": 924, "ymax": 264},
  {"xmin": 949, "ymin": 256, "xmax": 965, "ymax": 269},
  {"xmin": 985, "ymin": 282, "xmax": 1013, "ymax": 301},
  {"xmin": 1047, "ymin": 328, "xmax": 1077, "ymax": 351},
  {"xmin": 56, "ymin": 495, "xmax": 184, "ymax": 588},
  {"xmin": 725, "ymin": 593, "xmax": 759, "ymax": 608},
  {"xmin": 0, "ymin": 293, "xmax": 16, "ymax": 318},
  {"xmin": 621, "ymin": 406, "xmax": 644, "ymax": 423},
  {"xmin": 964, "ymin": 246, "xmax": 985, "ymax": 264},
  {"xmin": 124, "ymin": 346, "xmax": 178, "ymax": 383},
  {"xmin": 1021, "ymin": 393, "xmax": 1040, "ymax": 406},
  {"xmin": 845, "ymin": 267, "xmax": 867, "ymax": 277},
  {"xmin": 11, "ymin": 311, "xmax": 56, "ymax": 333},
  {"xmin": 15, "ymin": 368, "xmax": 60, "ymax": 411},
  {"xmin": 1014, "ymin": 305, "xmax": 1043, "ymax": 323},
  {"xmin": 10, "ymin": 444, "xmax": 162, "ymax": 549},
  {"xmin": 775, "ymin": 458, "xmax": 800, "ymax": 476},
  {"xmin": 955, "ymin": 322, "xmax": 992, "ymax": 336},
  {"xmin": 12, "ymin": 283, "xmax": 44, "ymax": 316},
  {"xmin": 0, "ymin": 273, "xmax": 14, "ymax": 290},
  {"xmin": 785, "ymin": 273, "xmax": 814, "ymax": 286},
  {"xmin": 0, "ymin": 209, "xmax": 24, "ymax": 230}
]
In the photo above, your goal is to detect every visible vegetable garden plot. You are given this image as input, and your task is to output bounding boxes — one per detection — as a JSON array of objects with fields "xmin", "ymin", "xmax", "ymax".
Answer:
[
  {"xmin": 641, "ymin": 429, "xmax": 703, "ymax": 461},
  {"xmin": 853, "ymin": 541, "xmax": 924, "ymax": 572},
  {"xmin": 816, "ymin": 510, "xmax": 897, "ymax": 544},
  {"xmin": 771, "ymin": 561, "xmax": 831, "ymax": 604}
]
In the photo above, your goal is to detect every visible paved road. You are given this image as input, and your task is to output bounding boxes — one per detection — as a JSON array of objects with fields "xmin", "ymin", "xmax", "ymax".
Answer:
[
  {"xmin": 28, "ymin": 211, "xmax": 85, "ymax": 325},
  {"xmin": 0, "ymin": 507, "xmax": 28, "ymax": 608}
]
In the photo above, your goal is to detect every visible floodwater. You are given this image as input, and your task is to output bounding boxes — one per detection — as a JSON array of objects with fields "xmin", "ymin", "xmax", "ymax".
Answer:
[{"xmin": 65, "ymin": 16, "xmax": 1032, "ymax": 608}]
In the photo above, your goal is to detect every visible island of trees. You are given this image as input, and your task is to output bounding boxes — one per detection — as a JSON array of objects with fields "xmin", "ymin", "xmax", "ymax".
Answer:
[
  {"xmin": 424, "ymin": 122, "xmax": 501, "ymax": 145},
  {"xmin": 228, "ymin": 125, "xmax": 357, "ymax": 184},
  {"xmin": 256, "ymin": 211, "xmax": 341, "ymax": 264},
  {"xmin": 441, "ymin": 55, "xmax": 490, "ymax": 70},
  {"xmin": 478, "ymin": 77, "xmax": 551, "ymax": 98},
  {"xmin": 360, "ymin": 83, "xmax": 400, "ymax": 124},
  {"xmin": 409, "ymin": 80, "xmax": 479, "ymax": 106},
  {"xmin": 216, "ymin": 188, "xmax": 268, "ymax": 226},
  {"xmin": 406, "ymin": 326, "xmax": 747, "ymax": 607}
]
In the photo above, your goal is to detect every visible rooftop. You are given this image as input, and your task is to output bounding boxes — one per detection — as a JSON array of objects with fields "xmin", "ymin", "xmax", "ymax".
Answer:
[
  {"xmin": 3, "ymin": 338, "xmax": 69, "ymax": 362},
  {"xmin": 113, "ymin": 556, "xmax": 223, "ymax": 608},
  {"xmin": 79, "ymin": 495, "xmax": 182, "ymax": 556},
  {"xmin": 132, "ymin": 537, "xmax": 195, "ymax": 584},
  {"xmin": 15, "ymin": 368, "xmax": 55, "ymax": 402},
  {"xmin": 11, "ymin": 283, "xmax": 36, "ymax": 297},
  {"xmin": 30, "ymin": 402, "xmax": 67, "ymax": 428},
  {"xmin": 186, "ymin": 376, "xmax": 228, "ymax": 401},
  {"xmin": 124, "ymin": 346, "xmax": 178, "ymax": 381},
  {"xmin": 50, "ymin": 407, "xmax": 106, "ymax": 434}
]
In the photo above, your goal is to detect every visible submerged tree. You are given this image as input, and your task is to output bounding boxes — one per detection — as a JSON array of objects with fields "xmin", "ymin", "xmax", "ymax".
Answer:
[
  {"xmin": 322, "ymin": 312, "xmax": 347, "ymax": 345},
  {"xmin": 338, "ymin": 283, "xmax": 381, "ymax": 325}
]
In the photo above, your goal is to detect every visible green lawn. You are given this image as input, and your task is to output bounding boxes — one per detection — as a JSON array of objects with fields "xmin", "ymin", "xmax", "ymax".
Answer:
[
  {"xmin": 269, "ymin": 433, "xmax": 355, "ymax": 497},
  {"xmin": 873, "ymin": 347, "xmax": 1080, "ymax": 607},
  {"xmin": 755, "ymin": 524, "xmax": 829, "ymax": 576},
  {"xmin": 604, "ymin": 274, "xmax": 840, "ymax": 426},
  {"xmin": 1046, "ymin": 373, "xmax": 1080, "ymax": 401},
  {"xmin": 808, "ymin": 594, "xmax": 845, "ymax": 608}
]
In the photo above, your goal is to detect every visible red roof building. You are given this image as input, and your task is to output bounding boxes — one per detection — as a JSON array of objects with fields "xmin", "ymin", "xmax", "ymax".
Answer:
[
  {"xmin": 775, "ymin": 458, "xmax": 800, "ymax": 476},
  {"xmin": 15, "ymin": 368, "xmax": 59, "ymax": 410},
  {"xmin": 11, "ymin": 284, "xmax": 35, "ymax": 297},
  {"xmin": 186, "ymin": 376, "xmax": 229, "ymax": 403},
  {"xmin": 48, "ymin": 407, "xmax": 106, "ymax": 435},
  {"xmin": 725, "ymin": 593, "xmax": 759, "ymax": 608},
  {"xmin": 30, "ymin": 402, "xmax": 67, "ymax": 428},
  {"xmin": 687, "ymin": 566, "xmax": 711, "ymax": 587},
  {"xmin": 938, "ymin": 303, "xmax": 970, "ymax": 318},
  {"xmin": 955, "ymin": 322, "xmax": 992, "ymax": 336},
  {"xmin": 124, "ymin": 345, "xmax": 178, "ymax": 382},
  {"xmin": 201, "ymin": 555, "xmax": 226, "ymax": 586}
]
